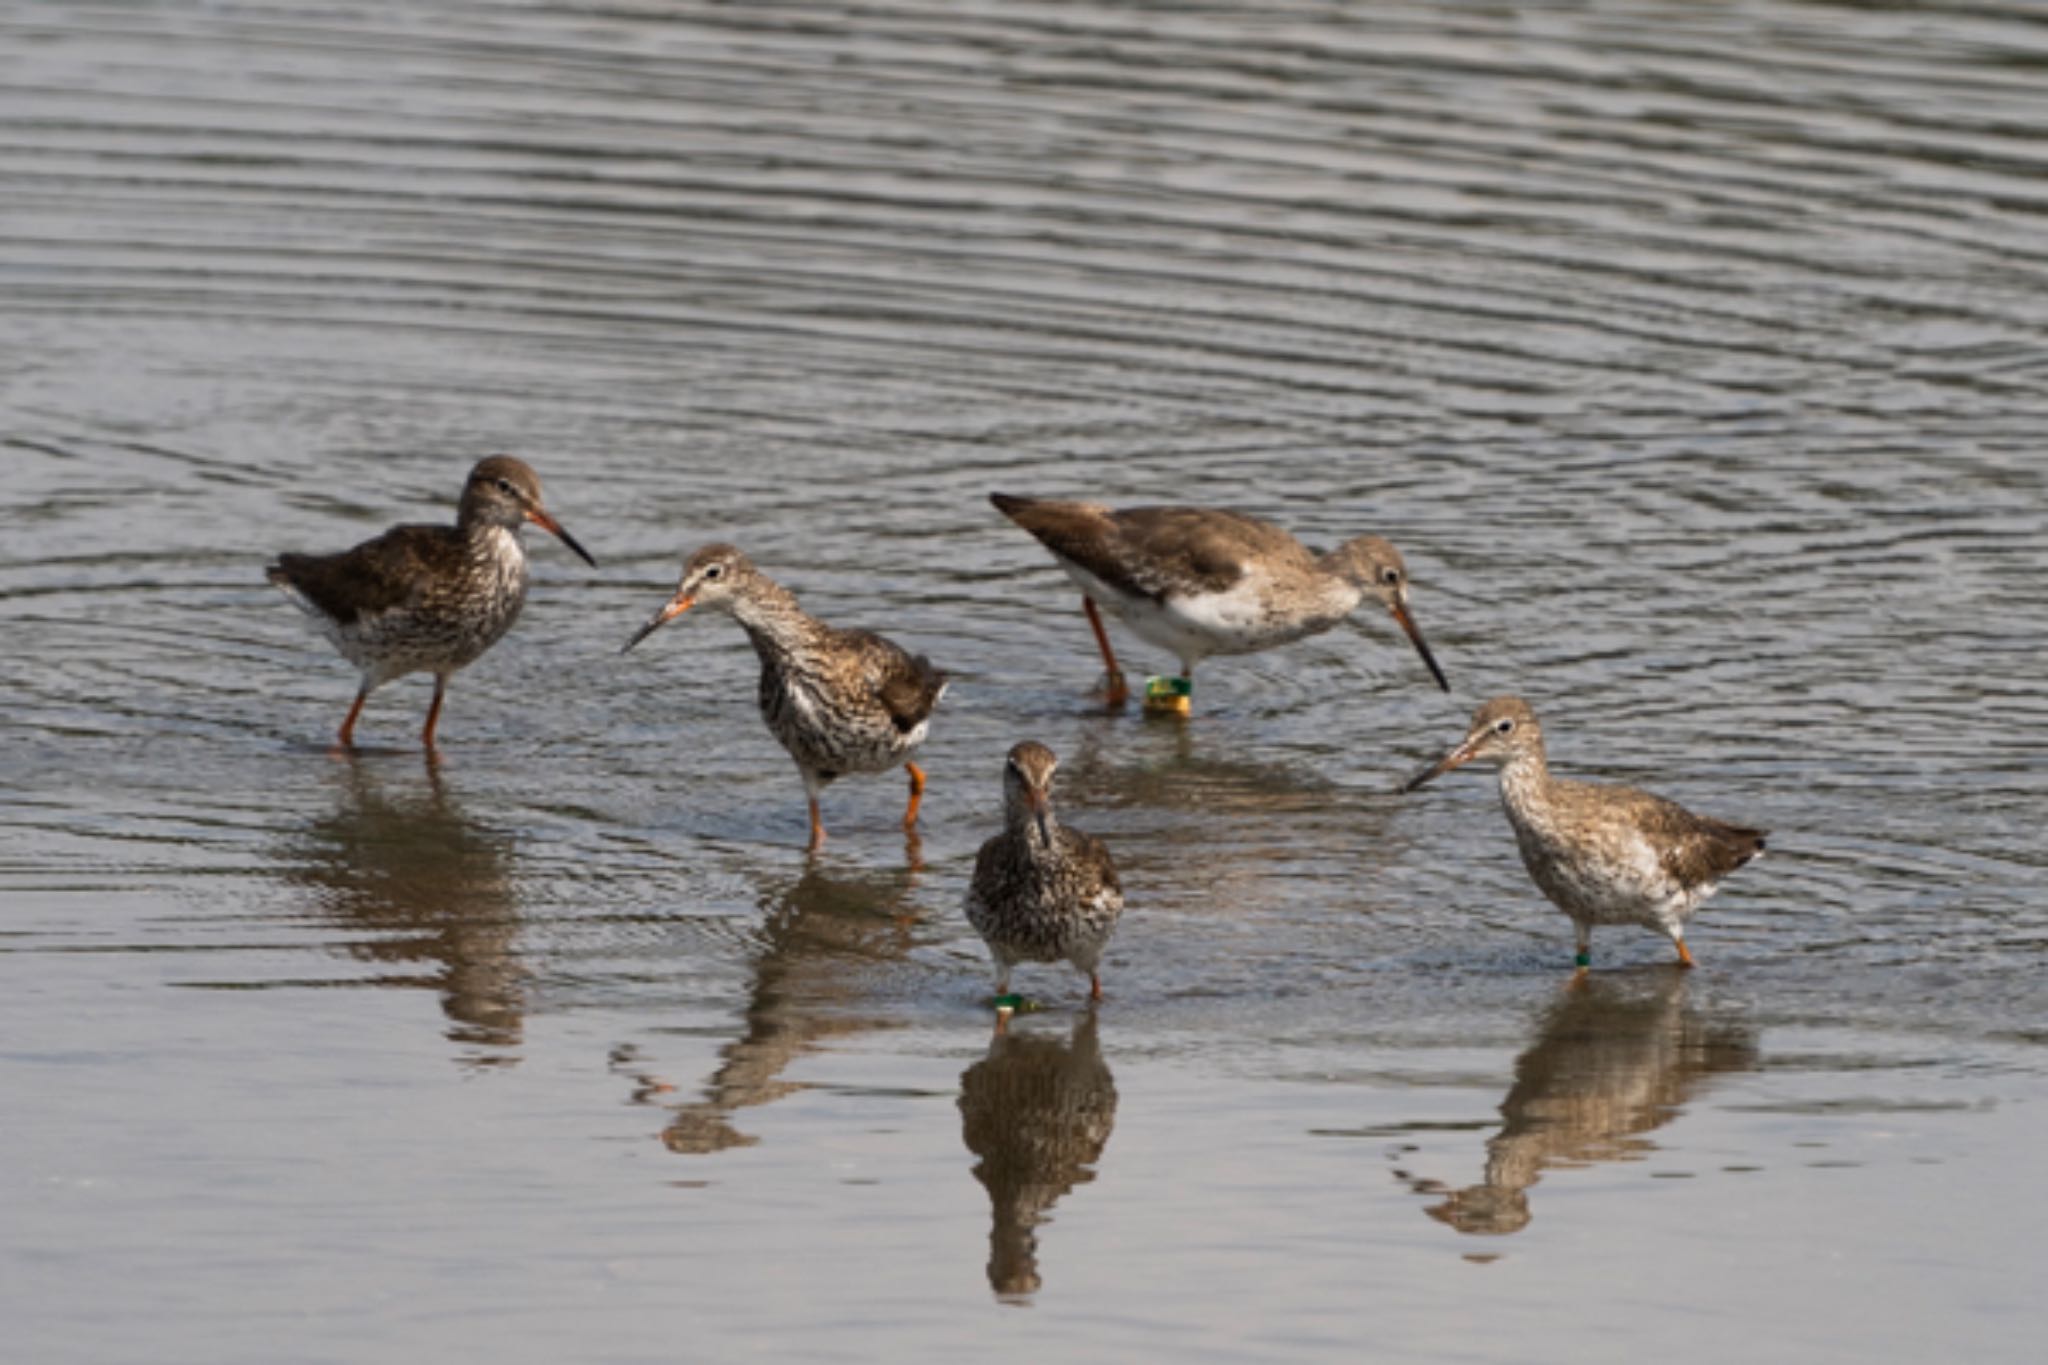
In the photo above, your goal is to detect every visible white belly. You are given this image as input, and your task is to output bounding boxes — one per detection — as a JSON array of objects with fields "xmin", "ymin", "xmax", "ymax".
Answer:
[{"xmin": 1054, "ymin": 560, "xmax": 1299, "ymax": 667}]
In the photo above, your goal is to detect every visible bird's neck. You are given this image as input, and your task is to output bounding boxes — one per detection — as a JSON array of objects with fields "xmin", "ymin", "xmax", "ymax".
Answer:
[
  {"xmin": 1497, "ymin": 746, "xmax": 1553, "ymax": 819},
  {"xmin": 1307, "ymin": 554, "xmax": 1369, "ymax": 616},
  {"xmin": 1004, "ymin": 797, "xmax": 1061, "ymax": 849},
  {"xmin": 729, "ymin": 579, "xmax": 824, "ymax": 660},
  {"xmin": 462, "ymin": 522, "xmax": 527, "ymax": 573},
  {"xmin": 455, "ymin": 497, "xmax": 518, "ymax": 534}
]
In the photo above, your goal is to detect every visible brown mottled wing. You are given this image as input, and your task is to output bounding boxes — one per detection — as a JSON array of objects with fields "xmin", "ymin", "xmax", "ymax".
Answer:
[
  {"xmin": 990, "ymin": 494, "xmax": 1151, "ymax": 598},
  {"xmin": 844, "ymin": 628, "xmax": 948, "ymax": 733},
  {"xmin": 1062, "ymin": 826, "xmax": 1123, "ymax": 901},
  {"xmin": 968, "ymin": 832, "xmax": 1008, "ymax": 910},
  {"xmin": 1618, "ymin": 788, "xmax": 1767, "ymax": 891},
  {"xmin": 266, "ymin": 523, "xmax": 462, "ymax": 625},
  {"xmin": 992, "ymin": 494, "xmax": 1304, "ymax": 602}
]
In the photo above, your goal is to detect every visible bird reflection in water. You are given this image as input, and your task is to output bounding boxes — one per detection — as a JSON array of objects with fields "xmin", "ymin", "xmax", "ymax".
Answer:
[
  {"xmin": 958, "ymin": 1008, "xmax": 1118, "ymax": 1302},
  {"xmin": 285, "ymin": 757, "xmax": 525, "ymax": 1065},
  {"xmin": 1402, "ymin": 970, "xmax": 1757, "ymax": 1236},
  {"xmin": 617, "ymin": 860, "xmax": 923, "ymax": 1155}
]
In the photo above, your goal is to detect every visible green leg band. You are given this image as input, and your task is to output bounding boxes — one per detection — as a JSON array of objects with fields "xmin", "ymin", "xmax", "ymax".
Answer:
[{"xmin": 1574, "ymin": 951, "xmax": 1591, "ymax": 968}]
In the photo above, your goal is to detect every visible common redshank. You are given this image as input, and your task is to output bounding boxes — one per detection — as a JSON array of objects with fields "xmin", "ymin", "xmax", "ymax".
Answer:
[
  {"xmin": 965, "ymin": 742, "xmax": 1124, "ymax": 1011},
  {"xmin": 622, "ymin": 544, "xmax": 948, "ymax": 851},
  {"xmin": 1404, "ymin": 696, "xmax": 1767, "ymax": 970},
  {"xmin": 266, "ymin": 455, "xmax": 595, "ymax": 752},
  {"xmin": 990, "ymin": 493, "xmax": 1448, "ymax": 713}
]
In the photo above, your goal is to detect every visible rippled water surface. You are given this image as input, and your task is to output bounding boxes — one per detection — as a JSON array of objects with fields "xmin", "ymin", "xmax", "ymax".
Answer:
[{"xmin": 5, "ymin": 2, "xmax": 2047, "ymax": 1359}]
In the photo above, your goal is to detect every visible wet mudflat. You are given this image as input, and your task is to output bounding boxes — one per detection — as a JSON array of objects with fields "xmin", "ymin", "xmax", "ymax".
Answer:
[{"xmin": 3, "ymin": 2, "xmax": 2046, "ymax": 1360}]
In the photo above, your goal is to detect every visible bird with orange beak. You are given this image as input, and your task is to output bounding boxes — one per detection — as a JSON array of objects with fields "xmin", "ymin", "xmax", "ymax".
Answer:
[
  {"xmin": 1405, "ymin": 696, "xmax": 1767, "ymax": 973},
  {"xmin": 267, "ymin": 455, "xmax": 596, "ymax": 752},
  {"xmin": 623, "ymin": 543, "xmax": 947, "ymax": 852},
  {"xmin": 964, "ymin": 741, "xmax": 1125, "ymax": 1011},
  {"xmin": 989, "ymin": 493, "xmax": 1448, "ymax": 714}
]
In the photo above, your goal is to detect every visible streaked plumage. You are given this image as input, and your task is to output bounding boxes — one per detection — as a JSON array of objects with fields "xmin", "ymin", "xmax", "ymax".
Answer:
[
  {"xmin": 266, "ymin": 455, "xmax": 595, "ymax": 750},
  {"xmin": 623, "ymin": 543, "xmax": 947, "ymax": 850},
  {"xmin": 1405, "ymin": 696, "xmax": 1766, "ymax": 969},
  {"xmin": 990, "ymin": 492, "xmax": 1447, "ymax": 708},
  {"xmin": 965, "ymin": 742, "xmax": 1123, "ymax": 1001}
]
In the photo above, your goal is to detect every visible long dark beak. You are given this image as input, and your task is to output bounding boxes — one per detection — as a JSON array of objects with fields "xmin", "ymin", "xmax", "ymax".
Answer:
[
  {"xmin": 1403, "ymin": 733, "xmax": 1482, "ymax": 793},
  {"xmin": 622, "ymin": 594, "xmax": 693, "ymax": 653},
  {"xmin": 1391, "ymin": 600, "xmax": 1449, "ymax": 692},
  {"xmin": 526, "ymin": 506, "xmax": 598, "ymax": 568},
  {"xmin": 1027, "ymin": 788, "xmax": 1052, "ymax": 847}
]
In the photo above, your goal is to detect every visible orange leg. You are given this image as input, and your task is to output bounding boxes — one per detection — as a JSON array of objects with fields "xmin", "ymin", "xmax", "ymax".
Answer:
[
  {"xmin": 1674, "ymin": 938, "xmax": 1696, "ymax": 969},
  {"xmin": 420, "ymin": 674, "xmax": 448, "ymax": 752},
  {"xmin": 806, "ymin": 796, "xmax": 827, "ymax": 853},
  {"xmin": 335, "ymin": 688, "xmax": 368, "ymax": 749},
  {"xmin": 1089, "ymin": 972, "xmax": 1103, "ymax": 1002},
  {"xmin": 1082, "ymin": 597, "xmax": 1128, "ymax": 707},
  {"xmin": 903, "ymin": 762, "xmax": 927, "ymax": 828}
]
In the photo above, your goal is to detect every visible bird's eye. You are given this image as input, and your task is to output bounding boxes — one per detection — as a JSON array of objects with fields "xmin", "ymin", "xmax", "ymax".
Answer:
[
  {"xmin": 494, "ymin": 477, "xmax": 515, "ymax": 495},
  {"xmin": 1494, "ymin": 718, "xmax": 1515, "ymax": 734},
  {"xmin": 1382, "ymin": 567, "xmax": 1401, "ymax": 584},
  {"xmin": 704, "ymin": 563, "xmax": 724, "ymax": 580}
]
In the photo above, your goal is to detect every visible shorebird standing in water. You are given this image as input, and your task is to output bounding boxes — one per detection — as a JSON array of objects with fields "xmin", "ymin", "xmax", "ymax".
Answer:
[
  {"xmin": 989, "ymin": 493, "xmax": 1448, "ymax": 714},
  {"xmin": 965, "ymin": 742, "xmax": 1124, "ymax": 1015},
  {"xmin": 266, "ymin": 455, "xmax": 596, "ymax": 753},
  {"xmin": 623, "ymin": 544, "xmax": 948, "ymax": 852},
  {"xmin": 1405, "ymin": 696, "xmax": 1766, "ymax": 971}
]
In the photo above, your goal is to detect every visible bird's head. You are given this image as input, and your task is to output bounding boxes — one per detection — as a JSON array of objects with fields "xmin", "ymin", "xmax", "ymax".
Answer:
[
  {"xmin": 1329, "ymin": 534, "xmax": 1447, "ymax": 692},
  {"xmin": 1003, "ymin": 740, "xmax": 1060, "ymax": 846},
  {"xmin": 460, "ymin": 456, "xmax": 597, "ymax": 566},
  {"xmin": 621, "ymin": 543, "xmax": 759, "ymax": 651},
  {"xmin": 1404, "ymin": 696, "xmax": 1543, "ymax": 791}
]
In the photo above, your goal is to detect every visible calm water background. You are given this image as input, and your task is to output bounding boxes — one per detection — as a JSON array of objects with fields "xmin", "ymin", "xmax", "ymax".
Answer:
[{"xmin": 4, "ymin": 1, "xmax": 2046, "ymax": 1359}]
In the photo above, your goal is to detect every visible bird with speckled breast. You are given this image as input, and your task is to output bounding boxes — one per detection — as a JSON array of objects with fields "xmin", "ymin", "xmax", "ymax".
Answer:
[
  {"xmin": 989, "ymin": 493, "xmax": 1448, "ymax": 713},
  {"xmin": 623, "ymin": 544, "xmax": 948, "ymax": 852},
  {"xmin": 266, "ymin": 455, "xmax": 596, "ymax": 752},
  {"xmin": 1404, "ymin": 696, "xmax": 1767, "ymax": 972},
  {"xmin": 965, "ymin": 742, "xmax": 1124, "ymax": 1010}
]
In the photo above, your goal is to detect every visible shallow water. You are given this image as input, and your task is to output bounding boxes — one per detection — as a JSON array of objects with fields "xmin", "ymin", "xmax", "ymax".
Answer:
[{"xmin": 4, "ymin": 1, "xmax": 2047, "ymax": 1359}]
